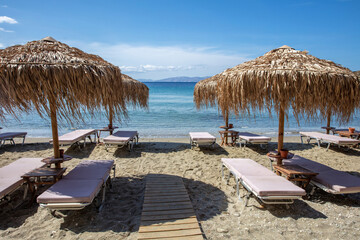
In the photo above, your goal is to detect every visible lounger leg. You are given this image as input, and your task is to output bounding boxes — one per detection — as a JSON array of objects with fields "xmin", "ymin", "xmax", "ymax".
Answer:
[
  {"xmin": 221, "ymin": 164, "xmax": 224, "ymax": 179},
  {"xmin": 317, "ymin": 140, "xmax": 321, "ymax": 148},
  {"xmin": 326, "ymin": 142, "xmax": 330, "ymax": 151},
  {"xmin": 236, "ymin": 178, "xmax": 240, "ymax": 197},
  {"xmin": 11, "ymin": 138, "xmax": 15, "ymax": 145},
  {"xmin": 244, "ymin": 192, "xmax": 251, "ymax": 207},
  {"xmin": 23, "ymin": 184, "xmax": 28, "ymax": 200},
  {"xmin": 300, "ymin": 135, "xmax": 304, "ymax": 144},
  {"xmin": 22, "ymin": 136, "xmax": 26, "ymax": 145}
]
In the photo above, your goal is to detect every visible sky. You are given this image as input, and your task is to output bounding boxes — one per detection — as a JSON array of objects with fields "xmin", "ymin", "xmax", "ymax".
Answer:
[{"xmin": 0, "ymin": 0, "xmax": 359, "ymax": 80}]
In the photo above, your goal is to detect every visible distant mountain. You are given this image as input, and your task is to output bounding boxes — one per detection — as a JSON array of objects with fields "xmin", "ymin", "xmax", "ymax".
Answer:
[{"xmin": 138, "ymin": 76, "xmax": 210, "ymax": 83}]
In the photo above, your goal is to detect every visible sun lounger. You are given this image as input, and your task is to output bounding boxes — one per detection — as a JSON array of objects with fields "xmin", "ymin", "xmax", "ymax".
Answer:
[
  {"xmin": 300, "ymin": 131, "xmax": 359, "ymax": 150},
  {"xmin": 283, "ymin": 155, "xmax": 360, "ymax": 194},
  {"xmin": 0, "ymin": 132, "xmax": 27, "ymax": 147},
  {"xmin": 37, "ymin": 160, "xmax": 115, "ymax": 211},
  {"xmin": 0, "ymin": 158, "xmax": 45, "ymax": 204},
  {"xmin": 50, "ymin": 129, "xmax": 97, "ymax": 147},
  {"xmin": 103, "ymin": 130, "xmax": 139, "ymax": 151},
  {"xmin": 221, "ymin": 158, "xmax": 305, "ymax": 206},
  {"xmin": 189, "ymin": 132, "xmax": 216, "ymax": 149},
  {"xmin": 237, "ymin": 132, "xmax": 271, "ymax": 148}
]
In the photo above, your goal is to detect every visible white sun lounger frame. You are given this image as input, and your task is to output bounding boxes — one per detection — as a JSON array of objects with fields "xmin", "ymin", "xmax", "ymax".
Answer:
[
  {"xmin": 51, "ymin": 129, "xmax": 98, "ymax": 148},
  {"xmin": 189, "ymin": 132, "xmax": 216, "ymax": 149},
  {"xmin": 104, "ymin": 131, "xmax": 139, "ymax": 151},
  {"xmin": 0, "ymin": 132, "xmax": 27, "ymax": 147},
  {"xmin": 300, "ymin": 131, "xmax": 359, "ymax": 150},
  {"xmin": 236, "ymin": 132, "xmax": 271, "ymax": 149},
  {"xmin": 221, "ymin": 159, "xmax": 304, "ymax": 206},
  {"xmin": 38, "ymin": 162, "xmax": 115, "ymax": 211}
]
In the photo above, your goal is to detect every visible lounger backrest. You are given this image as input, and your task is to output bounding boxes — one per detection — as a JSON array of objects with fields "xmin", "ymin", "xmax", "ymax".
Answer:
[
  {"xmin": 0, "ymin": 132, "xmax": 27, "ymax": 140},
  {"xmin": 0, "ymin": 158, "xmax": 45, "ymax": 198},
  {"xmin": 284, "ymin": 155, "xmax": 360, "ymax": 194},
  {"xmin": 58, "ymin": 129, "xmax": 96, "ymax": 142},
  {"xmin": 237, "ymin": 132, "xmax": 271, "ymax": 141},
  {"xmin": 300, "ymin": 131, "xmax": 359, "ymax": 144},
  {"xmin": 189, "ymin": 132, "xmax": 216, "ymax": 141},
  {"xmin": 221, "ymin": 158, "xmax": 276, "ymax": 179},
  {"xmin": 64, "ymin": 160, "xmax": 114, "ymax": 181},
  {"xmin": 104, "ymin": 131, "xmax": 137, "ymax": 143}
]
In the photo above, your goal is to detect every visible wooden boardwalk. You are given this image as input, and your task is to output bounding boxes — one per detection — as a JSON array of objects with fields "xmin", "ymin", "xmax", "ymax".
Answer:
[{"xmin": 138, "ymin": 174, "xmax": 203, "ymax": 240}]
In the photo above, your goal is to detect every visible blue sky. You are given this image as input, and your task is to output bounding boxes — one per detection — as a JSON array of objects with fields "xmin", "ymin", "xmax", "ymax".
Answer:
[{"xmin": 0, "ymin": 0, "xmax": 359, "ymax": 80}]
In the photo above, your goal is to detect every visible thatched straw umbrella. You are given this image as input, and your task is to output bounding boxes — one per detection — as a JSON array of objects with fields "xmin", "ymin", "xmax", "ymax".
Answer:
[
  {"xmin": 194, "ymin": 75, "xmax": 230, "ymax": 127},
  {"xmin": 212, "ymin": 45, "xmax": 360, "ymax": 153},
  {"xmin": 107, "ymin": 73, "xmax": 149, "ymax": 130},
  {"xmin": 0, "ymin": 37, "xmax": 126, "ymax": 160}
]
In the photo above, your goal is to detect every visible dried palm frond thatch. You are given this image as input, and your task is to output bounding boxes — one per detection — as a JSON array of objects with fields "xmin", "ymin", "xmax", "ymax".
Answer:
[
  {"xmin": 122, "ymin": 73, "xmax": 149, "ymax": 109},
  {"xmin": 198, "ymin": 45, "xmax": 360, "ymax": 151},
  {"xmin": 0, "ymin": 37, "xmax": 126, "ymax": 158}
]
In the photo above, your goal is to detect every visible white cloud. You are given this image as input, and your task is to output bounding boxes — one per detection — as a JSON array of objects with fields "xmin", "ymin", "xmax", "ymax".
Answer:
[
  {"xmin": 79, "ymin": 42, "xmax": 249, "ymax": 79},
  {"xmin": 1, "ymin": 5, "xmax": 7, "ymax": 8},
  {"xmin": 0, "ymin": 16, "xmax": 18, "ymax": 24},
  {"xmin": 0, "ymin": 43, "xmax": 4, "ymax": 48},
  {"xmin": 0, "ymin": 27, "xmax": 13, "ymax": 32}
]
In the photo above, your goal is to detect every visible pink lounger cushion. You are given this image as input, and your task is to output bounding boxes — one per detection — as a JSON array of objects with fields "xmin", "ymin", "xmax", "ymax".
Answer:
[
  {"xmin": 51, "ymin": 129, "xmax": 96, "ymax": 144},
  {"xmin": 64, "ymin": 160, "xmax": 114, "ymax": 181},
  {"xmin": 313, "ymin": 170, "xmax": 360, "ymax": 193},
  {"xmin": 37, "ymin": 179, "xmax": 103, "ymax": 204},
  {"xmin": 283, "ymin": 156, "xmax": 333, "ymax": 173},
  {"xmin": 221, "ymin": 158, "xmax": 276, "ymax": 178},
  {"xmin": 189, "ymin": 132, "xmax": 216, "ymax": 141},
  {"xmin": 0, "ymin": 158, "xmax": 45, "ymax": 198},
  {"xmin": 242, "ymin": 175, "xmax": 306, "ymax": 197},
  {"xmin": 237, "ymin": 132, "xmax": 271, "ymax": 142},
  {"xmin": 103, "ymin": 131, "xmax": 137, "ymax": 143},
  {"xmin": 0, "ymin": 132, "xmax": 27, "ymax": 140},
  {"xmin": 300, "ymin": 132, "xmax": 359, "ymax": 145}
]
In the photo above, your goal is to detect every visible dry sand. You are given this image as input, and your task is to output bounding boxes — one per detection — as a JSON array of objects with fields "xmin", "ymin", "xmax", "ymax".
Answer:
[{"xmin": 0, "ymin": 136, "xmax": 359, "ymax": 239}]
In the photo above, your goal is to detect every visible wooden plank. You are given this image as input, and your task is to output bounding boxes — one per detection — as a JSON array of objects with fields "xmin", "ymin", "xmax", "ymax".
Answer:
[
  {"xmin": 139, "ymin": 222, "xmax": 200, "ymax": 233},
  {"xmin": 141, "ymin": 213, "xmax": 196, "ymax": 221},
  {"xmin": 144, "ymin": 195, "xmax": 189, "ymax": 200},
  {"xmin": 140, "ymin": 218, "xmax": 198, "ymax": 227},
  {"xmin": 142, "ymin": 204, "xmax": 193, "ymax": 212},
  {"xmin": 141, "ymin": 208, "xmax": 195, "ymax": 216},
  {"xmin": 143, "ymin": 201, "xmax": 192, "ymax": 208},
  {"xmin": 138, "ymin": 228, "xmax": 202, "ymax": 239},
  {"xmin": 145, "ymin": 189, "xmax": 187, "ymax": 194},
  {"xmin": 139, "ymin": 235, "xmax": 203, "ymax": 240},
  {"xmin": 144, "ymin": 197, "xmax": 190, "ymax": 204},
  {"xmin": 144, "ymin": 192, "xmax": 188, "ymax": 197}
]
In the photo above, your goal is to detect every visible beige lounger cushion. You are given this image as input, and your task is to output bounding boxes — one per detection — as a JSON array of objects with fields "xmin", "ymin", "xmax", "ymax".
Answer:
[
  {"xmin": 0, "ymin": 132, "xmax": 27, "ymax": 140},
  {"xmin": 237, "ymin": 132, "xmax": 271, "ymax": 142},
  {"xmin": 53, "ymin": 129, "xmax": 96, "ymax": 144},
  {"xmin": 189, "ymin": 132, "xmax": 216, "ymax": 142},
  {"xmin": 103, "ymin": 131, "xmax": 137, "ymax": 143},
  {"xmin": 64, "ymin": 160, "xmax": 114, "ymax": 181},
  {"xmin": 0, "ymin": 177, "xmax": 24, "ymax": 198},
  {"xmin": 37, "ymin": 179, "xmax": 103, "ymax": 203},
  {"xmin": 0, "ymin": 158, "xmax": 45, "ymax": 198},
  {"xmin": 283, "ymin": 156, "xmax": 333, "ymax": 172},
  {"xmin": 242, "ymin": 175, "xmax": 306, "ymax": 197},
  {"xmin": 222, "ymin": 158, "xmax": 276, "ymax": 178},
  {"xmin": 300, "ymin": 132, "xmax": 359, "ymax": 145},
  {"xmin": 313, "ymin": 170, "xmax": 360, "ymax": 193}
]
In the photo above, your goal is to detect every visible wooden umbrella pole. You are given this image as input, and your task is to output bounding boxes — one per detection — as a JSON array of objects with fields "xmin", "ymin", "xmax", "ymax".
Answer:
[
  {"xmin": 109, "ymin": 107, "xmax": 114, "ymax": 134},
  {"xmin": 278, "ymin": 104, "xmax": 285, "ymax": 152},
  {"xmin": 225, "ymin": 110, "xmax": 229, "ymax": 128},
  {"xmin": 326, "ymin": 112, "xmax": 331, "ymax": 134},
  {"xmin": 50, "ymin": 100, "xmax": 60, "ymax": 160}
]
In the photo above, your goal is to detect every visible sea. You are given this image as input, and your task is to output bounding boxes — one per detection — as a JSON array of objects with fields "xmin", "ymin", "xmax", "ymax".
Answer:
[{"xmin": 2, "ymin": 82, "xmax": 360, "ymax": 138}]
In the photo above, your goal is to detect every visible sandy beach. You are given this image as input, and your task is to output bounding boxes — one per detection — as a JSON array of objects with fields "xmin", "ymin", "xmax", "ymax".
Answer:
[{"xmin": 0, "ymin": 136, "xmax": 359, "ymax": 240}]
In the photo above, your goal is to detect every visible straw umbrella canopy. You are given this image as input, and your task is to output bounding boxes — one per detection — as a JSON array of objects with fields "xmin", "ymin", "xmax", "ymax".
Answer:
[
  {"xmin": 107, "ymin": 73, "xmax": 149, "ymax": 128},
  {"xmin": 0, "ymin": 37, "xmax": 126, "ymax": 159},
  {"xmin": 194, "ymin": 75, "xmax": 231, "ymax": 127},
  {"xmin": 213, "ymin": 45, "xmax": 360, "ymax": 152}
]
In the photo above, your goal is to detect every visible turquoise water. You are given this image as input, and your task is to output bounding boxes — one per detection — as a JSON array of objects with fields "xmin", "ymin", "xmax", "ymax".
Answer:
[{"xmin": 2, "ymin": 82, "xmax": 360, "ymax": 138}]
